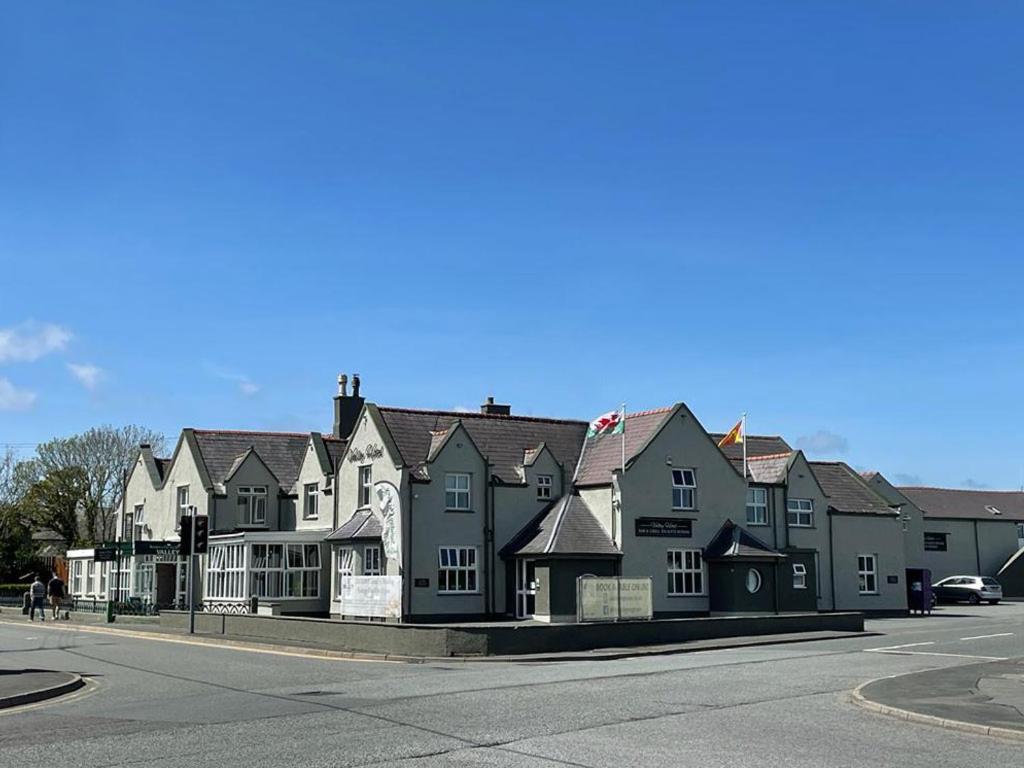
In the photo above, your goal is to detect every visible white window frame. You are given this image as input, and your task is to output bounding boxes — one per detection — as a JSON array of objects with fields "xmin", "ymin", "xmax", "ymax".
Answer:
[
  {"xmin": 857, "ymin": 554, "xmax": 878, "ymax": 595},
  {"xmin": 787, "ymin": 498, "xmax": 814, "ymax": 527},
  {"xmin": 250, "ymin": 543, "xmax": 285, "ymax": 598},
  {"xmin": 86, "ymin": 560, "xmax": 96, "ymax": 596},
  {"xmin": 358, "ymin": 466, "xmax": 372, "ymax": 508},
  {"xmin": 336, "ymin": 547, "xmax": 354, "ymax": 597},
  {"xmin": 176, "ymin": 485, "xmax": 190, "ymax": 530},
  {"xmin": 238, "ymin": 486, "xmax": 268, "ymax": 526},
  {"xmin": 303, "ymin": 483, "xmax": 319, "ymax": 520},
  {"xmin": 285, "ymin": 544, "xmax": 321, "ymax": 598},
  {"xmin": 207, "ymin": 543, "xmax": 246, "ymax": 600},
  {"xmin": 72, "ymin": 560, "xmax": 83, "ymax": 596},
  {"xmin": 746, "ymin": 487, "xmax": 768, "ymax": 526},
  {"xmin": 537, "ymin": 474, "xmax": 553, "ymax": 500},
  {"xmin": 667, "ymin": 549, "xmax": 705, "ymax": 596},
  {"xmin": 437, "ymin": 546, "xmax": 478, "ymax": 593},
  {"xmin": 671, "ymin": 469, "xmax": 696, "ymax": 511},
  {"xmin": 445, "ymin": 473, "xmax": 471, "ymax": 511},
  {"xmin": 133, "ymin": 503, "xmax": 146, "ymax": 541},
  {"xmin": 363, "ymin": 545, "xmax": 382, "ymax": 576},
  {"xmin": 793, "ymin": 563, "xmax": 807, "ymax": 590}
]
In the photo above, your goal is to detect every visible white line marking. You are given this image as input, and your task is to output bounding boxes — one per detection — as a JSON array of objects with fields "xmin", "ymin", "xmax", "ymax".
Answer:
[
  {"xmin": 960, "ymin": 632, "xmax": 1013, "ymax": 641},
  {"xmin": 865, "ymin": 642, "xmax": 935, "ymax": 652},
  {"xmin": 871, "ymin": 650, "xmax": 1007, "ymax": 661}
]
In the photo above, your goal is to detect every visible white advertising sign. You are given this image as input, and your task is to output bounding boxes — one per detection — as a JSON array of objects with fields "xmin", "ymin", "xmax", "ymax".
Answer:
[
  {"xmin": 339, "ymin": 575, "xmax": 402, "ymax": 619},
  {"xmin": 577, "ymin": 577, "xmax": 653, "ymax": 622},
  {"xmin": 375, "ymin": 481, "xmax": 402, "ymax": 571}
]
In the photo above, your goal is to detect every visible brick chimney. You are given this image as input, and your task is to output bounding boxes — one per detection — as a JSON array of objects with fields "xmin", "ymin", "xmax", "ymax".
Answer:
[
  {"xmin": 333, "ymin": 373, "xmax": 365, "ymax": 439},
  {"xmin": 480, "ymin": 396, "xmax": 511, "ymax": 416}
]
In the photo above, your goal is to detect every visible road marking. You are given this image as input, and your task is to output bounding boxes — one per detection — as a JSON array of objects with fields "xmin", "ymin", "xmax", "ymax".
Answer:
[
  {"xmin": 870, "ymin": 651, "xmax": 1008, "ymax": 661},
  {"xmin": 960, "ymin": 633, "xmax": 1013, "ymax": 641},
  {"xmin": 0, "ymin": 677, "xmax": 98, "ymax": 717},
  {"xmin": 865, "ymin": 642, "xmax": 935, "ymax": 652}
]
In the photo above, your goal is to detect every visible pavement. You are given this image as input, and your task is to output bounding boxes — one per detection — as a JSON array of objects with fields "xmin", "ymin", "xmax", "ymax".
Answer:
[
  {"xmin": 0, "ymin": 669, "xmax": 84, "ymax": 709},
  {"xmin": 855, "ymin": 657, "xmax": 1024, "ymax": 740},
  {"xmin": 0, "ymin": 610, "xmax": 873, "ymax": 662},
  {"xmin": 0, "ymin": 602, "xmax": 1022, "ymax": 766}
]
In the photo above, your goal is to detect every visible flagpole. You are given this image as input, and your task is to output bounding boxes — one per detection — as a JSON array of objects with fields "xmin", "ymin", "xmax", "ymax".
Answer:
[
  {"xmin": 619, "ymin": 403, "xmax": 626, "ymax": 547},
  {"xmin": 742, "ymin": 412, "xmax": 748, "ymax": 483}
]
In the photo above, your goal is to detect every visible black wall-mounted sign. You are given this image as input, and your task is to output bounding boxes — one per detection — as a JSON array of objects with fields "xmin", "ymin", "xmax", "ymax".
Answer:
[
  {"xmin": 635, "ymin": 518, "xmax": 693, "ymax": 538},
  {"xmin": 924, "ymin": 532, "xmax": 948, "ymax": 552},
  {"xmin": 94, "ymin": 547, "xmax": 117, "ymax": 563},
  {"xmin": 414, "ymin": 577, "xmax": 430, "ymax": 588},
  {"xmin": 887, "ymin": 575, "xmax": 900, "ymax": 584}
]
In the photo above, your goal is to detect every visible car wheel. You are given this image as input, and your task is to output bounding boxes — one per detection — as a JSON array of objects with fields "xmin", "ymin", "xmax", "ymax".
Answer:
[
  {"xmin": 988, "ymin": 600, "xmax": 1000, "ymax": 605},
  {"xmin": 968, "ymin": 593, "xmax": 981, "ymax": 605}
]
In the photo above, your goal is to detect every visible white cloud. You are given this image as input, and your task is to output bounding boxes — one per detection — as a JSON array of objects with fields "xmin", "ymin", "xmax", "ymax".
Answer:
[
  {"xmin": 206, "ymin": 363, "xmax": 260, "ymax": 397},
  {"xmin": 67, "ymin": 363, "xmax": 103, "ymax": 390},
  {"xmin": 0, "ymin": 378, "xmax": 37, "ymax": 410},
  {"xmin": 0, "ymin": 322, "xmax": 72, "ymax": 363},
  {"xmin": 796, "ymin": 430, "xmax": 849, "ymax": 456}
]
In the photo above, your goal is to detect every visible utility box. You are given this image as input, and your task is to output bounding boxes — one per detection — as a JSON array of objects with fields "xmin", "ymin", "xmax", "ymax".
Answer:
[{"xmin": 906, "ymin": 568, "xmax": 933, "ymax": 615}]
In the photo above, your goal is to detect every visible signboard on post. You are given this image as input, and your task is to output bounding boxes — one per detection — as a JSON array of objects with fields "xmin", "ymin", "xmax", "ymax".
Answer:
[
  {"xmin": 339, "ymin": 575, "xmax": 402, "ymax": 619},
  {"xmin": 577, "ymin": 577, "xmax": 653, "ymax": 622}
]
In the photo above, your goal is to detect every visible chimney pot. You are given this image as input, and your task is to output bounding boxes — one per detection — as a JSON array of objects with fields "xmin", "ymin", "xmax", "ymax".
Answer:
[
  {"xmin": 338, "ymin": 374, "xmax": 348, "ymax": 396},
  {"xmin": 353, "ymin": 374, "xmax": 361, "ymax": 398}
]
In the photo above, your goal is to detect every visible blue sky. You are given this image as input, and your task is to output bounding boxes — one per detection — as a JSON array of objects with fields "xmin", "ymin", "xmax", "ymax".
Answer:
[{"xmin": 1, "ymin": 3, "xmax": 1021, "ymax": 489}]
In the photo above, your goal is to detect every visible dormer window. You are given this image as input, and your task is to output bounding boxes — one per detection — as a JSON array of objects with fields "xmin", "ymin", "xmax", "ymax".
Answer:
[
  {"xmin": 537, "ymin": 474, "xmax": 553, "ymax": 500},
  {"xmin": 304, "ymin": 483, "xmax": 319, "ymax": 520},
  {"xmin": 238, "ymin": 486, "xmax": 267, "ymax": 525}
]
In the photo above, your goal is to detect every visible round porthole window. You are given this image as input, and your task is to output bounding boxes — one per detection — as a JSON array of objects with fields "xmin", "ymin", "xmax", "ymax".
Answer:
[{"xmin": 746, "ymin": 568, "xmax": 762, "ymax": 594}]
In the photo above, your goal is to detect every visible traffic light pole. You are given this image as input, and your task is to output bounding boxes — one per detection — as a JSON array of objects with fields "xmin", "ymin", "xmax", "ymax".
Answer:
[{"xmin": 188, "ymin": 505, "xmax": 197, "ymax": 635}]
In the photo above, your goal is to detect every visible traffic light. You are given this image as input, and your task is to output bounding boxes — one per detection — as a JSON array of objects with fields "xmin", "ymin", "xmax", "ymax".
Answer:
[
  {"xmin": 179, "ymin": 516, "xmax": 192, "ymax": 556},
  {"xmin": 194, "ymin": 515, "xmax": 209, "ymax": 554}
]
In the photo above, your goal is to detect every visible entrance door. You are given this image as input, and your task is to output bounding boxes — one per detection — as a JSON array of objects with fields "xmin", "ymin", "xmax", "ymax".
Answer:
[
  {"xmin": 515, "ymin": 559, "xmax": 536, "ymax": 619},
  {"xmin": 155, "ymin": 564, "xmax": 176, "ymax": 606}
]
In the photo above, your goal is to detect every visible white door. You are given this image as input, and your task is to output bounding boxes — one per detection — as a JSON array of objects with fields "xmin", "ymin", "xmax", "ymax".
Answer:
[{"xmin": 515, "ymin": 559, "xmax": 536, "ymax": 619}]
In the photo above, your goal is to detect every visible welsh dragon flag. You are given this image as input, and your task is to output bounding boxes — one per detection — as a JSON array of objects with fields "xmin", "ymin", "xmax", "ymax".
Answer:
[{"xmin": 587, "ymin": 410, "xmax": 624, "ymax": 438}]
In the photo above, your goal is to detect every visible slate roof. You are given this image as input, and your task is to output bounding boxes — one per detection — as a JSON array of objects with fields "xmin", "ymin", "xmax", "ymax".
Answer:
[
  {"xmin": 376, "ymin": 407, "xmax": 587, "ymax": 484},
  {"xmin": 502, "ymin": 494, "xmax": 620, "ymax": 557},
  {"xmin": 710, "ymin": 434, "xmax": 792, "ymax": 462},
  {"xmin": 809, "ymin": 461, "xmax": 898, "ymax": 515},
  {"xmin": 154, "ymin": 458, "xmax": 172, "ymax": 481},
  {"xmin": 898, "ymin": 487, "xmax": 1024, "ymax": 522},
  {"xmin": 323, "ymin": 438, "xmax": 346, "ymax": 469},
  {"xmin": 704, "ymin": 520, "xmax": 785, "ymax": 560},
  {"xmin": 191, "ymin": 430, "xmax": 311, "ymax": 492},
  {"xmin": 731, "ymin": 452, "xmax": 793, "ymax": 483},
  {"xmin": 575, "ymin": 408, "xmax": 674, "ymax": 486},
  {"xmin": 326, "ymin": 509, "xmax": 383, "ymax": 541}
]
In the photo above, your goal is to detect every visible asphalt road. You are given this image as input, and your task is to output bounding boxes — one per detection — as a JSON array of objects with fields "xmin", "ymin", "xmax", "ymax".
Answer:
[{"xmin": 1, "ymin": 604, "xmax": 1023, "ymax": 767}]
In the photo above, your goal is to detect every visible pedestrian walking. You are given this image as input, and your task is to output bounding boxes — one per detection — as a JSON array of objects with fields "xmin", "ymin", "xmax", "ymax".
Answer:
[
  {"xmin": 48, "ymin": 571, "xmax": 66, "ymax": 619},
  {"xmin": 29, "ymin": 574, "xmax": 47, "ymax": 621}
]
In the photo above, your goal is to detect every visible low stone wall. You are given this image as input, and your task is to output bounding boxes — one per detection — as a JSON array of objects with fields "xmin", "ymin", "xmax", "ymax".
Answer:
[{"xmin": 160, "ymin": 610, "xmax": 863, "ymax": 657}]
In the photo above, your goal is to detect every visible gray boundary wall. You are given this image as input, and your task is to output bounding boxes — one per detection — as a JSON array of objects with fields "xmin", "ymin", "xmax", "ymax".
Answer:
[{"xmin": 161, "ymin": 611, "xmax": 864, "ymax": 657}]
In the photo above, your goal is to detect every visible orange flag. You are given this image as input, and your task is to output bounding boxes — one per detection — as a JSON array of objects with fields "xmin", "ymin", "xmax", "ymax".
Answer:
[{"xmin": 718, "ymin": 419, "xmax": 744, "ymax": 448}]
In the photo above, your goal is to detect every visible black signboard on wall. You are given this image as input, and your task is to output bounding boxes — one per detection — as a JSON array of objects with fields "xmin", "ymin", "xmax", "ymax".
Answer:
[
  {"xmin": 635, "ymin": 518, "xmax": 693, "ymax": 538},
  {"xmin": 924, "ymin": 532, "xmax": 948, "ymax": 552}
]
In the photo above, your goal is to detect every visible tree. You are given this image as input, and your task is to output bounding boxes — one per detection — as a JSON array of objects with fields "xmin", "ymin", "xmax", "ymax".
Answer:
[
  {"xmin": 26, "ymin": 425, "xmax": 166, "ymax": 545},
  {"xmin": 0, "ymin": 448, "xmax": 38, "ymax": 580},
  {"xmin": 19, "ymin": 466, "xmax": 90, "ymax": 552}
]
